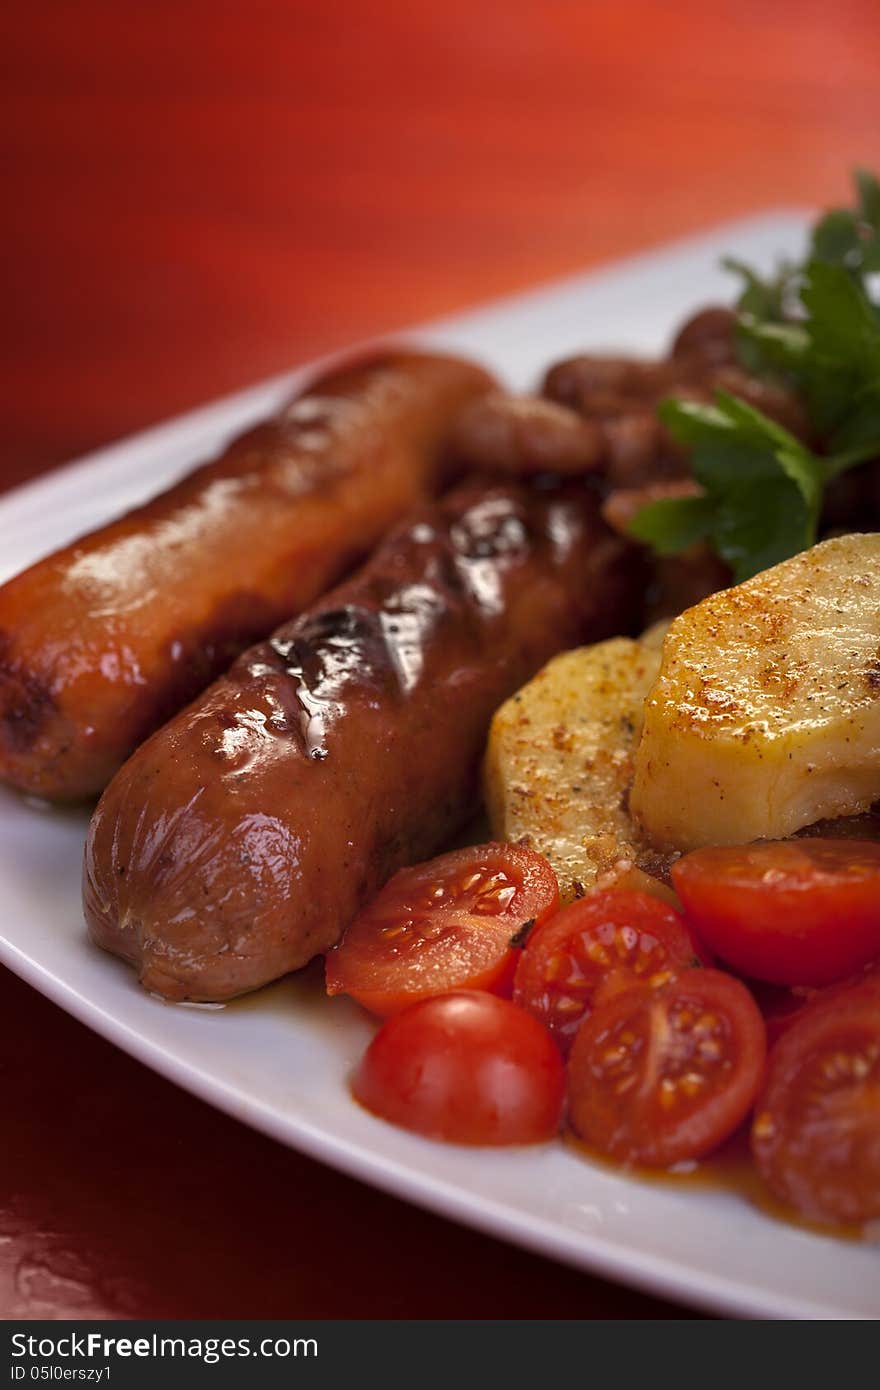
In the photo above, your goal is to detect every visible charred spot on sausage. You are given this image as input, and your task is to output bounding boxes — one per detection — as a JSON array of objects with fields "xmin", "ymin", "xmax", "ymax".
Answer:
[{"xmin": 0, "ymin": 631, "xmax": 57, "ymax": 752}]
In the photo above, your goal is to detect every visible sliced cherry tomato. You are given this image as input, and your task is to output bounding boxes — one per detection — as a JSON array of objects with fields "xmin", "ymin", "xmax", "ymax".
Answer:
[
  {"xmin": 325, "ymin": 843, "xmax": 559, "ymax": 1016},
  {"xmin": 567, "ymin": 968, "xmax": 766, "ymax": 1167},
  {"xmin": 352, "ymin": 991, "xmax": 565, "ymax": 1145},
  {"xmin": 671, "ymin": 839, "xmax": 880, "ymax": 987},
  {"xmin": 513, "ymin": 890, "xmax": 705, "ymax": 1055},
  {"xmin": 751, "ymin": 975, "xmax": 880, "ymax": 1227}
]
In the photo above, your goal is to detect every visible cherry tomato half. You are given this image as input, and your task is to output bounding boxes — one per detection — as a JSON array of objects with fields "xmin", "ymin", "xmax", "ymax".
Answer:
[
  {"xmin": 352, "ymin": 992, "xmax": 565, "ymax": 1145},
  {"xmin": 751, "ymin": 974, "xmax": 880, "ymax": 1227},
  {"xmin": 325, "ymin": 843, "xmax": 559, "ymax": 1016},
  {"xmin": 671, "ymin": 839, "xmax": 880, "ymax": 987},
  {"xmin": 513, "ymin": 890, "xmax": 705, "ymax": 1055},
  {"xmin": 567, "ymin": 968, "xmax": 766, "ymax": 1167}
]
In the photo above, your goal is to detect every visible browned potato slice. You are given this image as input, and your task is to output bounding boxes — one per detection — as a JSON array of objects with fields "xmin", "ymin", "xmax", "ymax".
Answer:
[
  {"xmin": 631, "ymin": 534, "xmax": 880, "ymax": 851},
  {"xmin": 484, "ymin": 630, "xmax": 665, "ymax": 900}
]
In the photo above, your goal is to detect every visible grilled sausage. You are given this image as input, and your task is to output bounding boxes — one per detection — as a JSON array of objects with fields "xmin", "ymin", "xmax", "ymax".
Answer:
[
  {"xmin": 84, "ymin": 478, "xmax": 642, "ymax": 1001},
  {"xmin": 0, "ymin": 350, "xmax": 494, "ymax": 801},
  {"xmin": 669, "ymin": 306, "xmax": 738, "ymax": 365},
  {"xmin": 449, "ymin": 392, "xmax": 604, "ymax": 475}
]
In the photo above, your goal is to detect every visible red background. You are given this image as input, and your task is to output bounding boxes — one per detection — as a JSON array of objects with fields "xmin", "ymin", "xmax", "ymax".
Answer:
[{"xmin": 1, "ymin": 0, "xmax": 878, "ymax": 1318}]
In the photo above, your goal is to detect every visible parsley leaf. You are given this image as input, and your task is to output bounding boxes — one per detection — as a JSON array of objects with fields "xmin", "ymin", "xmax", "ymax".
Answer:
[
  {"xmin": 811, "ymin": 208, "xmax": 863, "ymax": 270},
  {"xmin": 722, "ymin": 256, "xmax": 800, "ymax": 374},
  {"xmin": 627, "ymin": 492, "xmax": 714, "ymax": 554},
  {"xmin": 631, "ymin": 170, "xmax": 880, "ymax": 582},
  {"xmin": 810, "ymin": 168, "xmax": 880, "ymax": 288},
  {"xmin": 799, "ymin": 260, "xmax": 880, "ymax": 438},
  {"xmin": 630, "ymin": 395, "xmax": 821, "ymax": 582},
  {"xmin": 712, "ymin": 474, "xmax": 813, "ymax": 580},
  {"xmin": 829, "ymin": 384, "xmax": 880, "ymax": 458},
  {"xmin": 721, "ymin": 256, "xmax": 795, "ymax": 322},
  {"xmin": 856, "ymin": 167, "xmax": 880, "ymax": 229}
]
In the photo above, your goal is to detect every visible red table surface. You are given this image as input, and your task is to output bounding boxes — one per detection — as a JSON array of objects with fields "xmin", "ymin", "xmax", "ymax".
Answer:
[{"xmin": 2, "ymin": 0, "xmax": 878, "ymax": 1320}]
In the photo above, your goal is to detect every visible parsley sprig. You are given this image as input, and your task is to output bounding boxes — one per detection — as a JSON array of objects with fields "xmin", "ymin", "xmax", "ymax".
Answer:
[{"xmin": 630, "ymin": 169, "xmax": 880, "ymax": 582}]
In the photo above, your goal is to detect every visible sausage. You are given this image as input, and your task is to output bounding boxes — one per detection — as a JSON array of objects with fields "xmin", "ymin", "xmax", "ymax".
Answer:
[
  {"xmin": 0, "ymin": 350, "xmax": 494, "ymax": 800},
  {"xmin": 84, "ymin": 478, "xmax": 642, "ymax": 1001},
  {"xmin": 542, "ymin": 355, "xmax": 685, "ymax": 415},
  {"xmin": 600, "ymin": 412, "xmax": 689, "ymax": 489},
  {"xmin": 449, "ymin": 392, "xmax": 604, "ymax": 475},
  {"xmin": 540, "ymin": 334, "xmax": 812, "ymax": 490},
  {"xmin": 669, "ymin": 306, "xmax": 738, "ymax": 365}
]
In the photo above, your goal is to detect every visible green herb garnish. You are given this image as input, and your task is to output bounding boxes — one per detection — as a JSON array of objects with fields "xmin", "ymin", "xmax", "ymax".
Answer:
[
  {"xmin": 811, "ymin": 167, "xmax": 880, "ymax": 285},
  {"xmin": 631, "ymin": 170, "xmax": 880, "ymax": 581}
]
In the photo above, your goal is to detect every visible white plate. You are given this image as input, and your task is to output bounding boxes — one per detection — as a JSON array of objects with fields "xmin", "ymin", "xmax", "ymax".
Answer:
[{"xmin": 3, "ymin": 212, "xmax": 877, "ymax": 1321}]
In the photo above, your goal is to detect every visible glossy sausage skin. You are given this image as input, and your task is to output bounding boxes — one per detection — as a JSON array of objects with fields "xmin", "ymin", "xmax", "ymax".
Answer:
[
  {"xmin": 0, "ymin": 351, "xmax": 494, "ymax": 800},
  {"xmin": 84, "ymin": 478, "xmax": 642, "ymax": 1001},
  {"xmin": 449, "ymin": 392, "xmax": 604, "ymax": 475}
]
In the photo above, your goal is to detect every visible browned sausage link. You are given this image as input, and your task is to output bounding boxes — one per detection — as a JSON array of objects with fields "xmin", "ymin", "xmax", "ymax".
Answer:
[
  {"xmin": 594, "ymin": 365, "xmax": 810, "ymax": 489},
  {"xmin": 670, "ymin": 306, "xmax": 739, "ymax": 365},
  {"xmin": 542, "ymin": 355, "xmax": 686, "ymax": 417},
  {"xmin": 600, "ymin": 412, "xmax": 695, "ymax": 489},
  {"xmin": 0, "ymin": 351, "xmax": 494, "ymax": 800},
  {"xmin": 84, "ymin": 478, "xmax": 643, "ymax": 1002},
  {"xmin": 542, "ymin": 330, "xmax": 812, "ymax": 493},
  {"xmin": 449, "ymin": 392, "xmax": 605, "ymax": 475}
]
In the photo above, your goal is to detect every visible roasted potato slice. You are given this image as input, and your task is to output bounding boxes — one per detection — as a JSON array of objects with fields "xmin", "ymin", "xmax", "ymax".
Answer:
[
  {"xmin": 483, "ymin": 630, "xmax": 665, "ymax": 900},
  {"xmin": 631, "ymin": 533, "xmax": 880, "ymax": 851}
]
